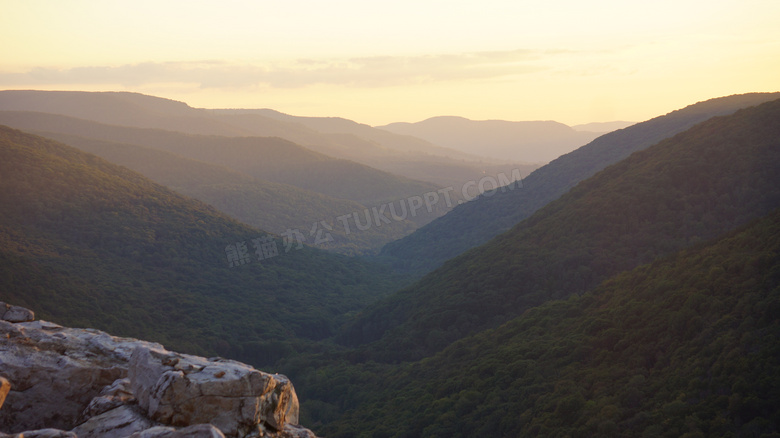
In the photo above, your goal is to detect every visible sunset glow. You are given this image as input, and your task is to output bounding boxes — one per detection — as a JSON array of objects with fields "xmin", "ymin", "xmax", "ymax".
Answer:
[{"xmin": 1, "ymin": 0, "xmax": 778, "ymax": 125}]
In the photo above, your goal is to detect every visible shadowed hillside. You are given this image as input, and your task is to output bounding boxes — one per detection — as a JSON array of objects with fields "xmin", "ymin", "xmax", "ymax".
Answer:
[
  {"xmin": 311, "ymin": 208, "xmax": 780, "ymax": 437},
  {"xmin": 32, "ymin": 131, "xmax": 418, "ymax": 255},
  {"xmin": 0, "ymin": 125, "xmax": 403, "ymax": 367},
  {"xmin": 0, "ymin": 90, "xmax": 538, "ymax": 190}
]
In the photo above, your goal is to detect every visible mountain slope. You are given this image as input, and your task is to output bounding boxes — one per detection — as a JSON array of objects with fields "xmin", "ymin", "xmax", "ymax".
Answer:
[
  {"xmin": 378, "ymin": 116, "xmax": 601, "ymax": 162},
  {"xmin": 316, "ymin": 207, "xmax": 780, "ymax": 437},
  {"xmin": 0, "ymin": 89, "xmax": 245, "ymax": 135},
  {"xmin": 0, "ymin": 111, "xmax": 448, "ymax": 224},
  {"xmin": 0, "ymin": 90, "xmax": 538, "ymax": 190},
  {"xmin": 30, "ymin": 131, "xmax": 417, "ymax": 254},
  {"xmin": 341, "ymin": 97, "xmax": 780, "ymax": 361},
  {"xmin": 0, "ymin": 124, "xmax": 402, "ymax": 367},
  {"xmin": 378, "ymin": 92, "xmax": 780, "ymax": 275},
  {"xmin": 218, "ymin": 109, "xmax": 540, "ymax": 188},
  {"xmin": 572, "ymin": 120, "xmax": 636, "ymax": 132}
]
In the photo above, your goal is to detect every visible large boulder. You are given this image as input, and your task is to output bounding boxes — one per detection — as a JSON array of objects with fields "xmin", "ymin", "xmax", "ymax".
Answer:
[
  {"xmin": 0, "ymin": 304, "xmax": 317, "ymax": 438},
  {"xmin": 0, "ymin": 319, "xmax": 154, "ymax": 431},
  {"xmin": 0, "ymin": 302, "xmax": 34, "ymax": 323},
  {"xmin": 77, "ymin": 378, "xmax": 135, "ymax": 424},
  {"xmin": 70, "ymin": 405, "xmax": 153, "ymax": 438},
  {"xmin": 128, "ymin": 424, "xmax": 226, "ymax": 438},
  {"xmin": 0, "ymin": 429, "xmax": 77, "ymax": 438},
  {"xmin": 129, "ymin": 346, "xmax": 301, "ymax": 437}
]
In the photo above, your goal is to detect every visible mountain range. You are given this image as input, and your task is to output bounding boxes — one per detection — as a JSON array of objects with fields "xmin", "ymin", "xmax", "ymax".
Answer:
[
  {"xmin": 0, "ymin": 90, "xmax": 538, "ymax": 188},
  {"xmin": 0, "ymin": 111, "xmax": 440, "ymax": 254},
  {"xmin": 0, "ymin": 90, "xmax": 543, "ymax": 254},
  {"xmin": 1, "ymin": 89, "xmax": 778, "ymax": 437},
  {"xmin": 277, "ymin": 96, "xmax": 780, "ymax": 436},
  {"xmin": 378, "ymin": 116, "xmax": 608, "ymax": 163},
  {"xmin": 0, "ymin": 124, "xmax": 404, "ymax": 366}
]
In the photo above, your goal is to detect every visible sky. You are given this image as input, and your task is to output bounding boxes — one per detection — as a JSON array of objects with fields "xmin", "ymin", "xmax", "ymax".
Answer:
[{"xmin": 1, "ymin": 0, "xmax": 778, "ymax": 126}]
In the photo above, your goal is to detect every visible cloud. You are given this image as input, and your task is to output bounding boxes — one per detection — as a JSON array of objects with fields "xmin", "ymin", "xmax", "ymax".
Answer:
[{"xmin": 0, "ymin": 49, "xmax": 554, "ymax": 89}]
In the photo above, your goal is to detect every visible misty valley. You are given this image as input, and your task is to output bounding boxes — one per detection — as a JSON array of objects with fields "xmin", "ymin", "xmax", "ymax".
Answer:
[{"xmin": 1, "ymin": 90, "xmax": 779, "ymax": 438}]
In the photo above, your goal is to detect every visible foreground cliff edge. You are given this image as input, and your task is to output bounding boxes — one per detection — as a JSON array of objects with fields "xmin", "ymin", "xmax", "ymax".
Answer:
[{"xmin": 0, "ymin": 302, "xmax": 317, "ymax": 438}]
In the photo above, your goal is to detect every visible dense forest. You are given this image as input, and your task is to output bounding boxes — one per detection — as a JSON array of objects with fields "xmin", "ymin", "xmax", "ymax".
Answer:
[
  {"xmin": 272, "ymin": 98, "xmax": 780, "ymax": 436},
  {"xmin": 33, "ymin": 130, "xmax": 418, "ymax": 255},
  {"xmin": 342, "ymin": 98, "xmax": 780, "ymax": 362},
  {"xmin": 0, "ymin": 125, "xmax": 403, "ymax": 365},
  {"xmin": 1, "ymin": 91, "xmax": 778, "ymax": 437},
  {"xmin": 302, "ymin": 208, "xmax": 780, "ymax": 437},
  {"xmin": 0, "ymin": 111, "xmax": 449, "ymax": 254}
]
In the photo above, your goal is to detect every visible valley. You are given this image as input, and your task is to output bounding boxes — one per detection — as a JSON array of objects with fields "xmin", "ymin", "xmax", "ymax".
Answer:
[{"xmin": 1, "ymin": 91, "xmax": 778, "ymax": 438}]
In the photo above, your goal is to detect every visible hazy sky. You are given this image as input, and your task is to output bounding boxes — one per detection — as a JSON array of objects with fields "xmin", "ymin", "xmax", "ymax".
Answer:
[{"xmin": 1, "ymin": 0, "xmax": 778, "ymax": 125}]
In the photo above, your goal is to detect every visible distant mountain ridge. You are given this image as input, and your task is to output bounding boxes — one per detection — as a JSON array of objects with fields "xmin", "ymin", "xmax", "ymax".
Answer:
[
  {"xmin": 0, "ymin": 89, "xmax": 242, "ymax": 135},
  {"xmin": 572, "ymin": 120, "xmax": 635, "ymax": 132},
  {"xmin": 0, "ymin": 90, "xmax": 537, "ymax": 189},
  {"xmin": 207, "ymin": 108, "xmax": 540, "ymax": 188},
  {"xmin": 211, "ymin": 109, "xmax": 488, "ymax": 162},
  {"xmin": 377, "ymin": 116, "xmax": 603, "ymax": 163},
  {"xmin": 0, "ymin": 111, "xmax": 452, "ymax": 254}
]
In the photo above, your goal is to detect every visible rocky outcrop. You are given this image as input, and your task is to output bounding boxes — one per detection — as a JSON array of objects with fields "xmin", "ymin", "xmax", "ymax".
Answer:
[
  {"xmin": 0, "ymin": 304, "xmax": 317, "ymax": 438},
  {"xmin": 0, "ymin": 302, "xmax": 34, "ymax": 323}
]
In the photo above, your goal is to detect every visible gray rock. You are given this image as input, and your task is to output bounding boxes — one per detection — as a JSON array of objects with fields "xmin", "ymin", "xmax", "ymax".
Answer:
[
  {"xmin": 128, "ymin": 424, "xmax": 226, "ymax": 438},
  {"xmin": 0, "ymin": 304, "xmax": 317, "ymax": 438},
  {"xmin": 129, "ymin": 346, "xmax": 301, "ymax": 437},
  {"xmin": 0, "ymin": 429, "xmax": 77, "ymax": 438},
  {"xmin": 0, "ymin": 319, "xmax": 160, "ymax": 432},
  {"xmin": 70, "ymin": 405, "xmax": 153, "ymax": 438},
  {"xmin": 78, "ymin": 378, "xmax": 135, "ymax": 424},
  {"xmin": 0, "ymin": 302, "xmax": 34, "ymax": 323},
  {"xmin": 279, "ymin": 424, "xmax": 318, "ymax": 438}
]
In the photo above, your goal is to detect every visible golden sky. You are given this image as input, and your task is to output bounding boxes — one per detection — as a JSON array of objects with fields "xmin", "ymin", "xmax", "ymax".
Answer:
[{"xmin": 1, "ymin": 0, "xmax": 778, "ymax": 125}]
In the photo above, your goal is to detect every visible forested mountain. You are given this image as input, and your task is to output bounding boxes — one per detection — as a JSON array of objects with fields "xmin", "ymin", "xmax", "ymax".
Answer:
[
  {"xmin": 377, "ymin": 116, "xmax": 602, "ymax": 162},
  {"xmin": 378, "ymin": 92, "xmax": 780, "ymax": 276},
  {"xmin": 212, "ymin": 108, "xmax": 482, "ymax": 161},
  {"xmin": 0, "ymin": 110, "xmax": 441, "ymax": 210},
  {"xmin": 28, "ymin": 131, "xmax": 417, "ymax": 255},
  {"xmin": 3, "ymin": 89, "xmax": 778, "ymax": 438},
  {"xmin": 307, "ymin": 207, "xmax": 780, "ymax": 437},
  {"xmin": 211, "ymin": 108, "xmax": 541, "ymax": 188},
  {"xmin": 0, "ymin": 125, "xmax": 403, "ymax": 367},
  {"xmin": 0, "ymin": 90, "xmax": 243, "ymax": 135},
  {"xmin": 0, "ymin": 90, "xmax": 538, "ymax": 189},
  {"xmin": 342, "ymin": 98, "xmax": 780, "ymax": 362}
]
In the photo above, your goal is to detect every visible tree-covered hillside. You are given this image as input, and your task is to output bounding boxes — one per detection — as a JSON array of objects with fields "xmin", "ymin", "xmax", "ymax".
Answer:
[
  {"xmin": 25, "ymin": 131, "xmax": 417, "ymax": 255},
  {"xmin": 378, "ymin": 92, "xmax": 780, "ymax": 276},
  {"xmin": 342, "ymin": 98, "xmax": 780, "ymax": 362},
  {"xmin": 0, "ymin": 90, "xmax": 536, "ymax": 193},
  {"xmin": 0, "ymin": 125, "xmax": 402, "ymax": 367},
  {"xmin": 310, "ymin": 207, "xmax": 780, "ymax": 437},
  {"xmin": 0, "ymin": 110, "xmax": 443, "ymax": 211}
]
